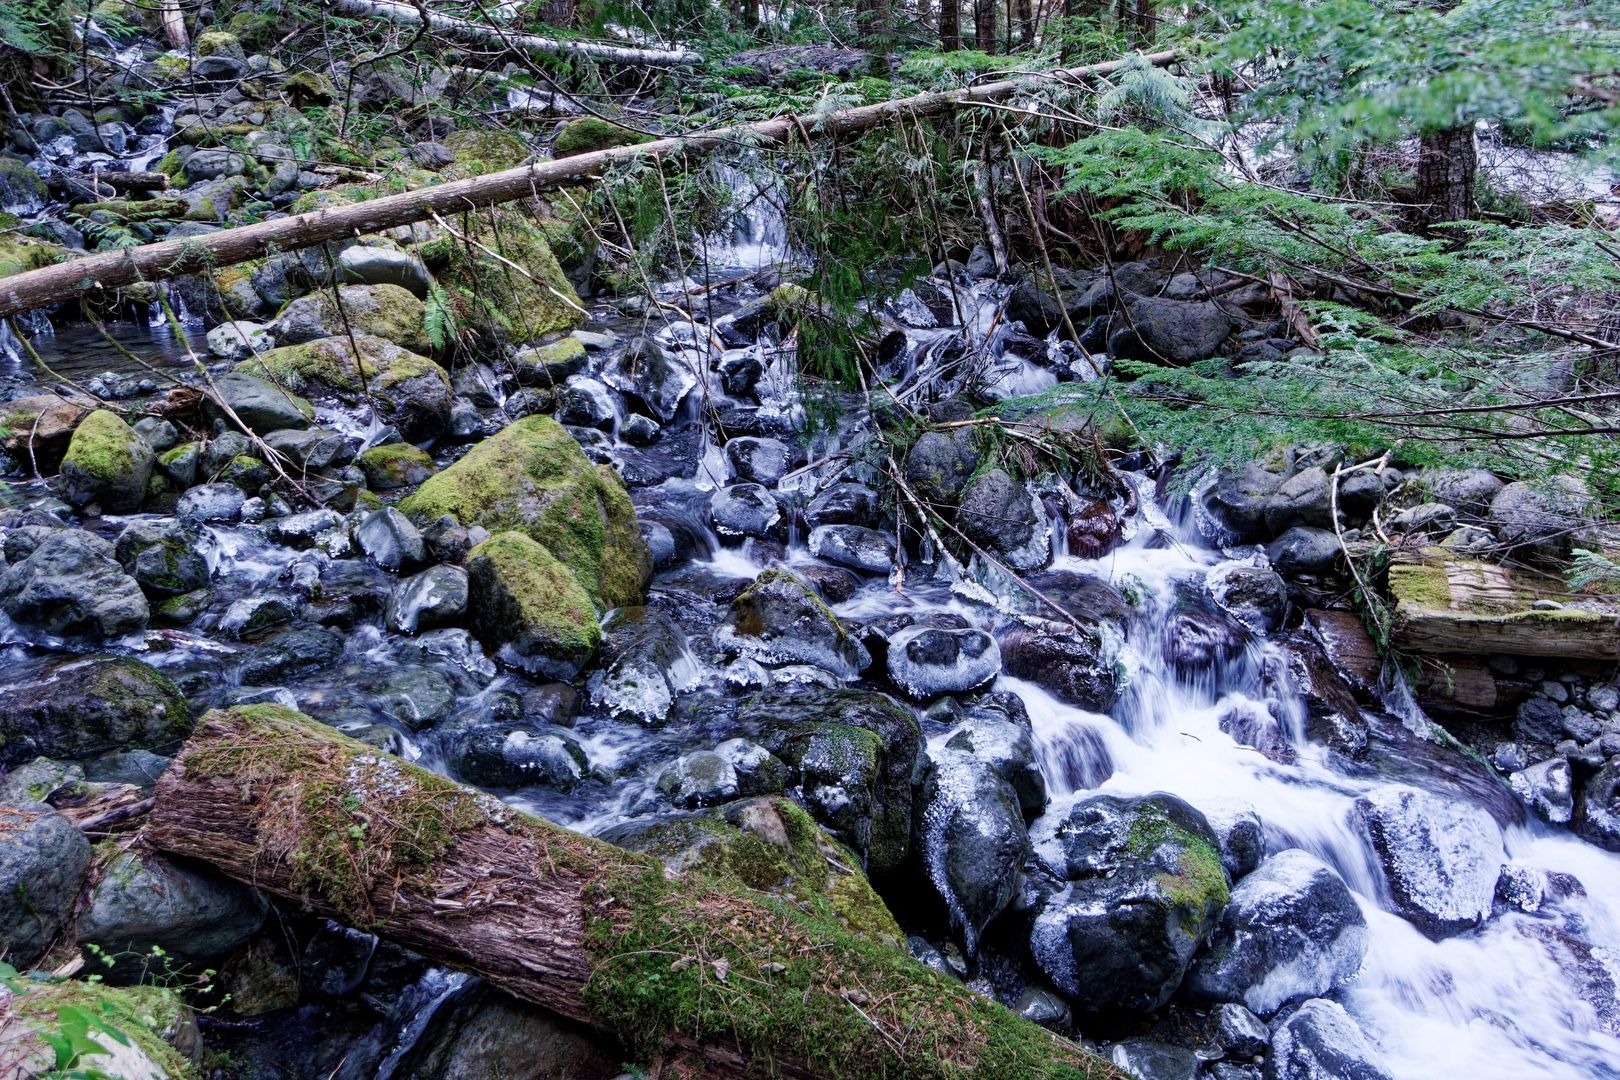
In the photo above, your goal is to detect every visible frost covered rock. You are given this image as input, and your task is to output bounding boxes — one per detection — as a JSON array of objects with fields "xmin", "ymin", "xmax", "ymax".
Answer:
[
  {"xmin": 1001, "ymin": 623, "xmax": 1120, "ymax": 711},
  {"xmin": 810, "ymin": 524, "xmax": 895, "ymax": 575},
  {"xmin": 1206, "ymin": 560, "xmax": 1288, "ymax": 633},
  {"xmin": 806, "ymin": 482, "xmax": 880, "ymax": 527},
  {"xmin": 447, "ymin": 723, "xmax": 589, "ymax": 790},
  {"xmin": 1269, "ymin": 998, "xmax": 1394, "ymax": 1080},
  {"xmin": 710, "ymin": 483, "xmax": 785, "ymax": 541},
  {"xmin": 724, "ymin": 436, "xmax": 791, "ymax": 485},
  {"xmin": 1510, "ymin": 757, "xmax": 1574, "ymax": 824},
  {"xmin": 1186, "ymin": 849, "xmax": 1368, "ymax": 1016},
  {"xmin": 1028, "ymin": 792, "xmax": 1230, "ymax": 1013},
  {"xmin": 885, "ymin": 625, "xmax": 1000, "ymax": 700},
  {"xmin": 589, "ymin": 606, "xmax": 699, "ymax": 725},
  {"xmin": 1354, "ymin": 784, "xmax": 1504, "ymax": 937},
  {"xmin": 601, "ymin": 337, "xmax": 696, "ymax": 422},
  {"xmin": 717, "ymin": 568, "xmax": 869, "ymax": 678},
  {"xmin": 916, "ymin": 745, "xmax": 1028, "ymax": 951},
  {"xmin": 957, "ymin": 468, "xmax": 1051, "ymax": 572},
  {"xmin": 657, "ymin": 750, "xmax": 739, "ymax": 807},
  {"xmin": 1576, "ymin": 759, "xmax": 1620, "ymax": 852},
  {"xmin": 944, "ymin": 693, "xmax": 1046, "ymax": 815},
  {"xmin": 1202, "ymin": 802, "xmax": 1266, "ymax": 880}
]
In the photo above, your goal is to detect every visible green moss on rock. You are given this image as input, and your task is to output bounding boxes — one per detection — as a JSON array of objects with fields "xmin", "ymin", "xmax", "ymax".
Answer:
[
  {"xmin": 443, "ymin": 129, "xmax": 531, "ymax": 173},
  {"xmin": 419, "ymin": 207, "xmax": 583, "ymax": 341},
  {"xmin": 8, "ymin": 979, "xmax": 197, "ymax": 1078},
  {"xmin": 399, "ymin": 415, "xmax": 649, "ymax": 609},
  {"xmin": 60, "ymin": 409, "xmax": 153, "ymax": 511},
  {"xmin": 193, "ymin": 30, "xmax": 244, "ymax": 58},
  {"xmin": 0, "ymin": 233, "xmax": 63, "ymax": 278},
  {"xmin": 357, "ymin": 442, "xmax": 435, "ymax": 490},
  {"xmin": 465, "ymin": 531, "xmax": 602, "ymax": 680},
  {"xmin": 236, "ymin": 334, "xmax": 446, "ymax": 397},
  {"xmin": 552, "ymin": 117, "xmax": 654, "ymax": 158}
]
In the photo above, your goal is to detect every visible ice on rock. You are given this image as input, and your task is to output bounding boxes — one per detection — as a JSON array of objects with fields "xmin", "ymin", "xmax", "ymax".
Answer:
[{"xmin": 1355, "ymin": 784, "xmax": 1504, "ymax": 938}]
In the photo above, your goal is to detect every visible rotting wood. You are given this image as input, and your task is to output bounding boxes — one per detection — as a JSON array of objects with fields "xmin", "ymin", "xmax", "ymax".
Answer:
[
  {"xmin": 143, "ymin": 706, "xmax": 1123, "ymax": 1080},
  {"xmin": 0, "ymin": 50, "xmax": 1176, "ymax": 321}
]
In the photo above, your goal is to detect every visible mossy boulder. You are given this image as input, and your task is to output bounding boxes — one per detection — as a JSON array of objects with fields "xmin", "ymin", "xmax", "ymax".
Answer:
[
  {"xmin": 0, "ymin": 231, "xmax": 63, "ymax": 278},
  {"xmin": 552, "ymin": 117, "xmax": 654, "ymax": 158},
  {"xmin": 269, "ymin": 283, "xmax": 430, "ymax": 354},
  {"xmin": 282, "ymin": 69, "xmax": 337, "ymax": 105},
  {"xmin": 0, "ymin": 157, "xmax": 48, "ymax": 213},
  {"xmin": 717, "ymin": 568, "xmax": 870, "ymax": 679},
  {"xmin": 512, "ymin": 336, "xmax": 587, "ymax": 387},
  {"xmin": 60, "ymin": 409, "xmax": 154, "ymax": 511},
  {"xmin": 399, "ymin": 415, "xmax": 650, "ymax": 609},
  {"xmin": 194, "ymin": 30, "xmax": 245, "ymax": 59},
  {"xmin": 357, "ymin": 441, "xmax": 436, "ymax": 490},
  {"xmin": 235, "ymin": 334, "xmax": 452, "ymax": 442},
  {"xmin": 465, "ymin": 531, "xmax": 601, "ymax": 679},
  {"xmin": 420, "ymin": 207, "xmax": 583, "ymax": 341},
  {"xmin": 4, "ymin": 654, "xmax": 191, "ymax": 765},
  {"xmin": 605, "ymin": 796, "xmax": 902, "ymax": 945},
  {"xmin": 444, "ymin": 129, "xmax": 531, "ymax": 172}
]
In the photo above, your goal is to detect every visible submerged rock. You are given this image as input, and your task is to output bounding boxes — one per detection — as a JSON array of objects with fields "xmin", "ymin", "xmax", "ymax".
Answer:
[
  {"xmin": 1029, "ymin": 792, "xmax": 1230, "ymax": 1013},
  {"xmin": 1186, "ymin": 848, "xmax": 1368, "ymax": 1016},
  {"xmin": 1355, "ymin": 784, "xmax": 1504, "ymax": 937}
]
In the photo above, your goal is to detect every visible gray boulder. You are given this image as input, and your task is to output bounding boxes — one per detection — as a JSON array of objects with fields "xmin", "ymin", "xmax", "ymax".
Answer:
[
  {"xmin": 710, "ymin": 483, "xmax": 784, "ymax": 541},
  {"xmin": 886, "ymin": 625, "xmax": 1000, "ymax": 700},
  {"xmin": 916, "ymin": 744, "xmax": 1029, "ymax": 950},
  {"xmin": 1204, "ymin": 465, "xmax": 1284, "ymax": 542},
  {"xmin": 78, "ymin": 850, "xmax": 267, "ymax": 975},
  {"xmin": 115, "ymin": 519, "xmax": 210, "ymax": 598},
  {"xmin": 725, "ymin": 436, "xmax": 791, "ymax": 485},
  {"xmin": 210, "ymin": 371, "xmax": 312, "ymax": 434},
  {"xmin": 958, "ymin": 469, "xmax": 1050, "ymax": 572},
  {"xmin": 806, "ymin": 482, "xmax": 879, "ymax": 527},
  {"xmin": 1355, "ymin": 784, "xmax": 1504, "ymax": 937},
  {"xmin": 903, "ymin": 427, "xmax": 980, "ymax": 503},
  {"xmin": 4, "ymin": 655, "xmax": 189, "ymax": 765},
  {"xmin": 263, "ymin": 427, "xmax": 352, "ymax": 472},
  {"xmin": 355, "ymin": 507, "xmax": 428, "ymax": 572},
  {"xmin": 177, "ymin": 482, "xmax": 248, "ymax": 523},
  {"xmin": 0, "ymin": 530, "xmax": 149, "ymax": 639},
  {"xmin": 384, "ymin": 565, "xmax": 469, "ymax": 634},
  {"xmin": 205, "ymin": 319, "xmax": 272, "ymax": 361},
  {"xmin": 1425, "ymin": 468, "xmax": 1503, "ymax": 518},
  {"xmin": 1489, "ymin": 477, "xmax": 1595, "ymax": 562},
  {"xmin": 1186, "ymin": 849, "xmax": 1368, "ymax": 1016},
  {"xmin": 1266, "ymin": 527, "xmax": 1341, "ymax": 577},
  {"xmin": 337, "ymin": 244, "xmax": 434, "ymax": 297},
  {"xmin": 1108, "ymin": 294, "xmax": 1235, "ymax": 364},
  {"xmin": 716, "ymin": 569, "xmax": 870, "ymax": 678},
  {"xmin": 1206, "ymin": 560, "xmax": 1288, "ymax": 633},
  {"xmin": 1268, "ymin": 998, "xmax": 1394, "ymax": 1080},
  {"xmin": 0, "ymin": 800, "xmax": 91, "ymax": 966}
]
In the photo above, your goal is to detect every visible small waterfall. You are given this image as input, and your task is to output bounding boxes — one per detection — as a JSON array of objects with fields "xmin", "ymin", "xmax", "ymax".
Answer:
[{"xmin": 699, "ymin": 160, "xmax": 793, "ymax": 272}]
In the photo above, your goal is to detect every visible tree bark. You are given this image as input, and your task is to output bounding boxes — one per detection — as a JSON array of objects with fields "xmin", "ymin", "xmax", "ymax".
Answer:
[
  {"xmin": 859, "ymin": 0, "xmax": 894, "ymax": 77},
  {"xmin": 322, "ymin": 0, "xmax": 704, "ymax": 67},
  {"xmin": 1413, "ymin": 123, "xmax": 1477, "ymax": 229},
  {"xmin": 143, "ymin": 707, "xmax": 1123, "ymax": 1080},
  {"xmin": 974, "ymin": 0, "xmax": 998, "ymax": 52},
  {"xmin": 940, "ymin": 0, "xmax": 962, "ymax": 50},
  {"xmin": 0, "ymin": 50, "xmax": 1175, "ymax": 320}
]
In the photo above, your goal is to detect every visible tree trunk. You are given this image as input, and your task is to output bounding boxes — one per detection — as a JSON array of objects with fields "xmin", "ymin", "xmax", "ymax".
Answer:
[
  {"xmin": 940, "ymin": 0, "xmax": 961, "ymax": 50},
  {"xmin": 0, "ymin": 50, "xmax": 1175, "ymax": 320},
  {"xmin": 321, "ymin": 0, "xmax": 704, "ymax": 67},
  {"xmin": 974, "ymin": 0, "xmax": 998, "ymax": 52},
  {"xmin": 1014, "ymin": 0, "xmax": 1035, "ymax": 49},
  {"xmin": 143, "ymin": 707, "xmax": 1123, "ymax": 1080},
  {"xmin": 1413, "ymin": 124, "xmax": 1477, "ymax": 229},
  {"xmin": 1132, "ymin": 0, "xmax": 1154, "ymax": 44},
  {"xmin": 859, "ymin": 0, "xmax": 894, "ymax": 77}
]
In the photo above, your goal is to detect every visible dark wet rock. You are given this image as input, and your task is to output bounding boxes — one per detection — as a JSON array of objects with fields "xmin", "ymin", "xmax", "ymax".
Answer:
[
  {"xmin": 1007, "ymin": 279, "xmax": 1065, "ymax": 337},
  {"xmin": 1425, "ymin": 468, "xmax": 1503, "ymax": 518},
  {"xmin": 1204, "ymin": 465, "xmax": 1284, "ymax": 542},
  {"xmin": 903, "ymin": 427, "xmax": 981, "ymax": 503},
  {"xmin": 465, "ymin": 532, "xmax": 600, "ymax": 681},
  {"xmin": 958, "ymin": 468, "xmax": 1050, "ymax": 572},
  {"xmin": 209, "ymin": 371, "xmax": 312, "ymax": 434},
  {"xmin": 1269, "ymin": 998, "xmax": 1394, "ymax": 1080},
  {"xmin": 1000, "ymin": 624, "xmax": 1120, "ymax": 711},
  {"xmin": 1066, "ymin": 498, "xmax": 1123, "ymax": 560},
  {"xmin": 555, "ymin": 376, "xmax": 616, "ymax": 429},
  {"xmin": 1355, "ymin": 784, "xmax": 1504, "ymax": 937},
  {"xmin": 916, "ymin": 744, "xmax": 1029, "ymax": 949},
  {"xmin": 177, "ymin": 482, "xmax": 247, "ymax": 523},
  {"xmin": 267, "ymin": 508, "xmax": 345, "ymax": 549},
  {"xmin": 1576, "ymin": 759, "xmax": 1620, "ymax": 852},
  {"xmin": 809, "ymin": 524, "xmax": 895, "ymax": 575},
  {"xmin": 717, "ymin": 348, "xmax": 764, "ymax": 396},
  {"xmin": 886, "ymin": 625, "xmax": 1000, "ymax": 700},
  {"xmin": 239, "ymin": 626, "xmax": 345, "ymax": 683},
  {"xmin": 589, "ymin": 606, "xmax": 696, "ymax": 725},
  {"xmin": 1514, "ymin": 697, "xmax": 1565, "ymax": 747},
  {"xmin": 0, "ymin": 530, "xmax": 148, "ymax": 639},
  {"xmin": 1266, "ymin": 527, "xmax": 1341, "ymax": 578},
  {"xmin": 446, "ymin": 722, "xmax": 589, "ymax": 790},
  {"xmin": 59, "ymin": 409, "xmax": 153, "ymax": 511},
  {"xmin": 1028, "ymin": 792, "xmax": 1229, "ymax": 1013},
  {"xmin": 1264, "ymin": 467, "xmax": 1335, "ymax": 533},
  {"xmin": 115, "ymin": 519, "xmax": 210, "ymax": 597},
  {"xmin": 1389, "ymin": 502, "xmax": 1456, "ymax": 537},
  {"xmin": 806, "ymin": 482, "xmax": 880, "ymax": 527},
  {"xmin": 1186, "ymin": 848, "xmax": 1368, "ymax": 1016},
  {"xmin": 384, "ymin": 564, "xmax": 469, "ymax": 634},
  {"xmin": 1207, "ymin": 560, "xmax": 1288, "ymax": 633},
  {"xmin": 393, "ymin": 984, "xmax": 621, "ymax": 1080},
  {"xmin": 717, "ymin": 568, "xmax": 870, "ymax": 678},
  {"xmin": 1212, "ymin": 1002, "xmax": 1270, "ymax": 1059},
  {"xmin": 601, "ymin": 337, "xmax": 696, "ymax": 422},
  {"xmin": 78, "ymin": 850, "xmax": 267, "ymax": 977},
  {"xmin": 0, "ymin": 800, "xmax": 91, "ymax": 967},
  {"xmin": 1204, "ymin": 804, "xmax": 1266, "ymax": 880},
  {"xmin": 372, "ymin": 666, "xmax": 457, "ymax": 729},
  {"xmin": 1107, "ymin": 294, "xmax": 1236, "ymax": 365},
  {"xmin": 725, "ymin": 436, "xmax": 791, "ymax": 485},
  {"xmin": 710, "ymin": 483, "xmax": 785, "ymax": 541},
  {"xmin": 946, "ymin": 695, "xmax": 1047, "ymax": 816},
  {"xmin": 263, "ymin": 427, "xmax": 352, "ymax": 473},
  {"xmin": 355, "ymin": 507, "xmax": 428, "ymax": 571},
  {"xmin": 620, "ymin": 413, "xmax": 661, "ymax": 446},
  {"xmin": 1279, "ymin": 635, "xmax": 1368, "ymax": 757},
  {"xmin": 1489, "ymin": 477, "xmax": 1596, "ymax": 563},
  {"xmin": 737, "ymin": 686, "xmax": 920, "ymax": 876},
  {"xmin": 221, "ymin": 594, "xmax": 297, "ymax": 637},
  {"xmin": 1109, "ymin": 1038, "xmax": 1201, "ymax": 1080},
  {"xmin": 1509, "ymin": 757, "xmax": 1574, "ymax": 824},
  {"xmin": 1163, "ymin": 608, "xmax": 1248, "ymax": 675},
  {"xmin": 1013, "ymin": 986, "xmax": 1072, "ymax": 1033}
]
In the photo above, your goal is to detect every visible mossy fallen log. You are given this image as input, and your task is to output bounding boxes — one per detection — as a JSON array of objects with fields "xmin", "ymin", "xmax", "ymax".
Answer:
[
  {"xmin": 144, "ymin": 706, "xmax": 1121, "ymax": 1079},
  {"xmin": 0, "ymin": 50, "xmax": 1174, "ymax": 321}
]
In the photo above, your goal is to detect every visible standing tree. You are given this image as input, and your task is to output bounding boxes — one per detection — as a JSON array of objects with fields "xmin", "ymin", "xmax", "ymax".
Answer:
[
  {"xmin": 974, "ymin": 0, "xmax": 998, "ymax": 51},
  {"xmin": 860, "ymin": 0, "xmax": 895, "ymax": 74},
  {"xmin": 940, "ymin": 0, "xmax": 962, "ymax": 49}
]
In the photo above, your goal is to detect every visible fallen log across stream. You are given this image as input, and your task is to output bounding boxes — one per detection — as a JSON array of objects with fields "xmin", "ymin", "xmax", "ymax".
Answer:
[
  {"xmin": 0, "ymin": 50, "xmax": 1175, "ymax": 322},
  {"xmin": 142, "ymin": 705, "xmax": 1123, "ymax": 1078}
]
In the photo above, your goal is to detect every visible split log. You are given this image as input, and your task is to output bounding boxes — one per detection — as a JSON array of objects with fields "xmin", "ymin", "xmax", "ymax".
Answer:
[
  {"xmin": 144, "ymin": 705, "xmax": 1120, "ymax": 1079},
  {"xmin": 323, "ymin": 0, "xmax": 705, "ymax": 67},
  {"xmin": 0, "ymin": 50, "xmax": 1176, "ymax": 321}
]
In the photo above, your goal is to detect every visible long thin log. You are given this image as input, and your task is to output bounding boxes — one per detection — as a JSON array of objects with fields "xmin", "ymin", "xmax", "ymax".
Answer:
[
  {"xmin": 144, "ymin": 706, "xmax": 1120, "ymax": 1079},
  {"xmin": 0, "ymin": 51, "xmax": 1175, "ymax": 321},
  {"xmin": 323, "ymin": 0, "xmax": 705, "ymax": 67}
]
